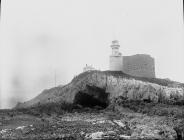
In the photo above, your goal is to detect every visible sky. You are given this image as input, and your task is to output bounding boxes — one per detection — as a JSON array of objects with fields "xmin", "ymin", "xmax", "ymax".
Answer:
[{"xmin": 0, "ymin": 0, "xmax": 183, "ymax": 109}]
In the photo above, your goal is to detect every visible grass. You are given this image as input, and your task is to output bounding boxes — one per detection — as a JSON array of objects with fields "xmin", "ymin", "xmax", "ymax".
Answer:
[
  {"xmin": 15, "ymin": 102, "xmax": 75, "ymax": 117},
  {"xmin": 113, "ymin": 96, "xmax": 184, "ymax": 119},
  {"xmin": 72, "ymin": 70, "xmax": 184, "ymax": 88},
  {"xmin": 12, "ymin": 101, "xmax": 104, "ymax": 117}
]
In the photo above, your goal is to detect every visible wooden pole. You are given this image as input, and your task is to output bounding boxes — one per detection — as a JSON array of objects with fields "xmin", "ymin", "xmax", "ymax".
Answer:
[{"xmin": 54, "ymin": 70, "xmax": 56, "ymax": 87}]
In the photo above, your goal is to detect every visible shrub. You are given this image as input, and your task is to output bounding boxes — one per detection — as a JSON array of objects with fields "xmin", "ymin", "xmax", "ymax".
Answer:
[
  {"xmin": 112, "ymin": 96, "xmax": 184, "ymax": 118},
  {"xmin": 15, "ymin": 102, "xmax": 77, "ymax": 116}
]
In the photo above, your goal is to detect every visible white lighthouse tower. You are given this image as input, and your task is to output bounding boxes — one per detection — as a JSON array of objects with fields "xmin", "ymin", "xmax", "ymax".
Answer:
[{"xmin": 109, "ymin": 40, "xmax": 123, "ymax": 71}]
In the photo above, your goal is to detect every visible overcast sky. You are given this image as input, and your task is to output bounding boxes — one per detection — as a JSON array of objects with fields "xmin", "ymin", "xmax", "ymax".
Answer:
[{"xmin": 0, "ymin": 0, "xmax": 183, "ymax": 108}]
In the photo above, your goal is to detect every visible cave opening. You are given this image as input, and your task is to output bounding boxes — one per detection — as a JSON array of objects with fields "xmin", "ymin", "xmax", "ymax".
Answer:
[{"xmin": 74, "ymin": 86, "xmax": 109, "ymax": 108}]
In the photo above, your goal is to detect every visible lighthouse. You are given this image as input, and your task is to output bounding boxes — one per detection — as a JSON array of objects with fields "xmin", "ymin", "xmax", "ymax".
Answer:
[{"xmin": 109, "ymin": 40, "xmax": 123, "ymax": 71}]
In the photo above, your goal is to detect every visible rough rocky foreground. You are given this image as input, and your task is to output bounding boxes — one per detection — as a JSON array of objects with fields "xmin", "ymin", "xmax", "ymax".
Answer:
[
  {"xmin": 1, "ymin": 105, "xmax": 184, "ymax": 140},
  {"xmin": 1, "ymin": 70, "xmax": 184, "ymax": 139}
]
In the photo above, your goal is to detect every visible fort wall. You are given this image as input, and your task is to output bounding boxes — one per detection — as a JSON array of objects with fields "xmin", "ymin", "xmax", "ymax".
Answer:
[{"xmin": 123, "ymin": 54, "xmax": 155, "ymax": 78}]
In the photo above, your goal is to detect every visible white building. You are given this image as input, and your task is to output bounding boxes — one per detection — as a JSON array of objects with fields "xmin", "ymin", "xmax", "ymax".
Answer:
[
  {"xmin": 109, "ymin": 40, "xmax": 123, "ymax": 71},
  {"xmin": 83, "ymin": 64, "xmax": 95, "ymax": 72}
]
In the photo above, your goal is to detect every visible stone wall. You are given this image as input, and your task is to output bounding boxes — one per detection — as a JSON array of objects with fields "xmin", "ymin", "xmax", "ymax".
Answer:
[{"xmin": 123, "ymin": 54, "xmax": 155, "ymax": 78}]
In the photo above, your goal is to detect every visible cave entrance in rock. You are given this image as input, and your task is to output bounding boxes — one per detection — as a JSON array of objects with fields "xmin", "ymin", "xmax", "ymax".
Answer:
[{"xmin": 74, "ymin": 86, "xmax": 109, "ymax": 108}]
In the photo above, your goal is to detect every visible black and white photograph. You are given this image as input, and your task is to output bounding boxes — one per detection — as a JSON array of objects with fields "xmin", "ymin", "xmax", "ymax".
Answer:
[{"xmin": 0, "ymin": 0, "xmax": 184, "ymax": 139}]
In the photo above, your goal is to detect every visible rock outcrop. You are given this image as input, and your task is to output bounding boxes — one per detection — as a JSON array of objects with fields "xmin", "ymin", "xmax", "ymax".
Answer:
[{"xmin": 15, "ymin": 71, "xmax": 184, "ymax": 109}]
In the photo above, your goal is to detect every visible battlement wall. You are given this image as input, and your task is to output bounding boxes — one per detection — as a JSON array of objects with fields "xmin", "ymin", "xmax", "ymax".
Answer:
[{"xmin": 123, "ymin": 54, "xmax": 155, "ymax": 78}]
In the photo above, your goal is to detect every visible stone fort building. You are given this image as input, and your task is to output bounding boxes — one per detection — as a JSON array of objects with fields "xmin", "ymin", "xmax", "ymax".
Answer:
[{"xmin": 109, "ymin": 40, "xmax": 155, "ymax": 78}]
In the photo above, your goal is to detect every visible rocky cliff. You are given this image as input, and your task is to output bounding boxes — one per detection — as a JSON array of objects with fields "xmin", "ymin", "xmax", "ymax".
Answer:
[{"xmin": 15, "ymin": 71, "xmax": 184, "ymax": 109}]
